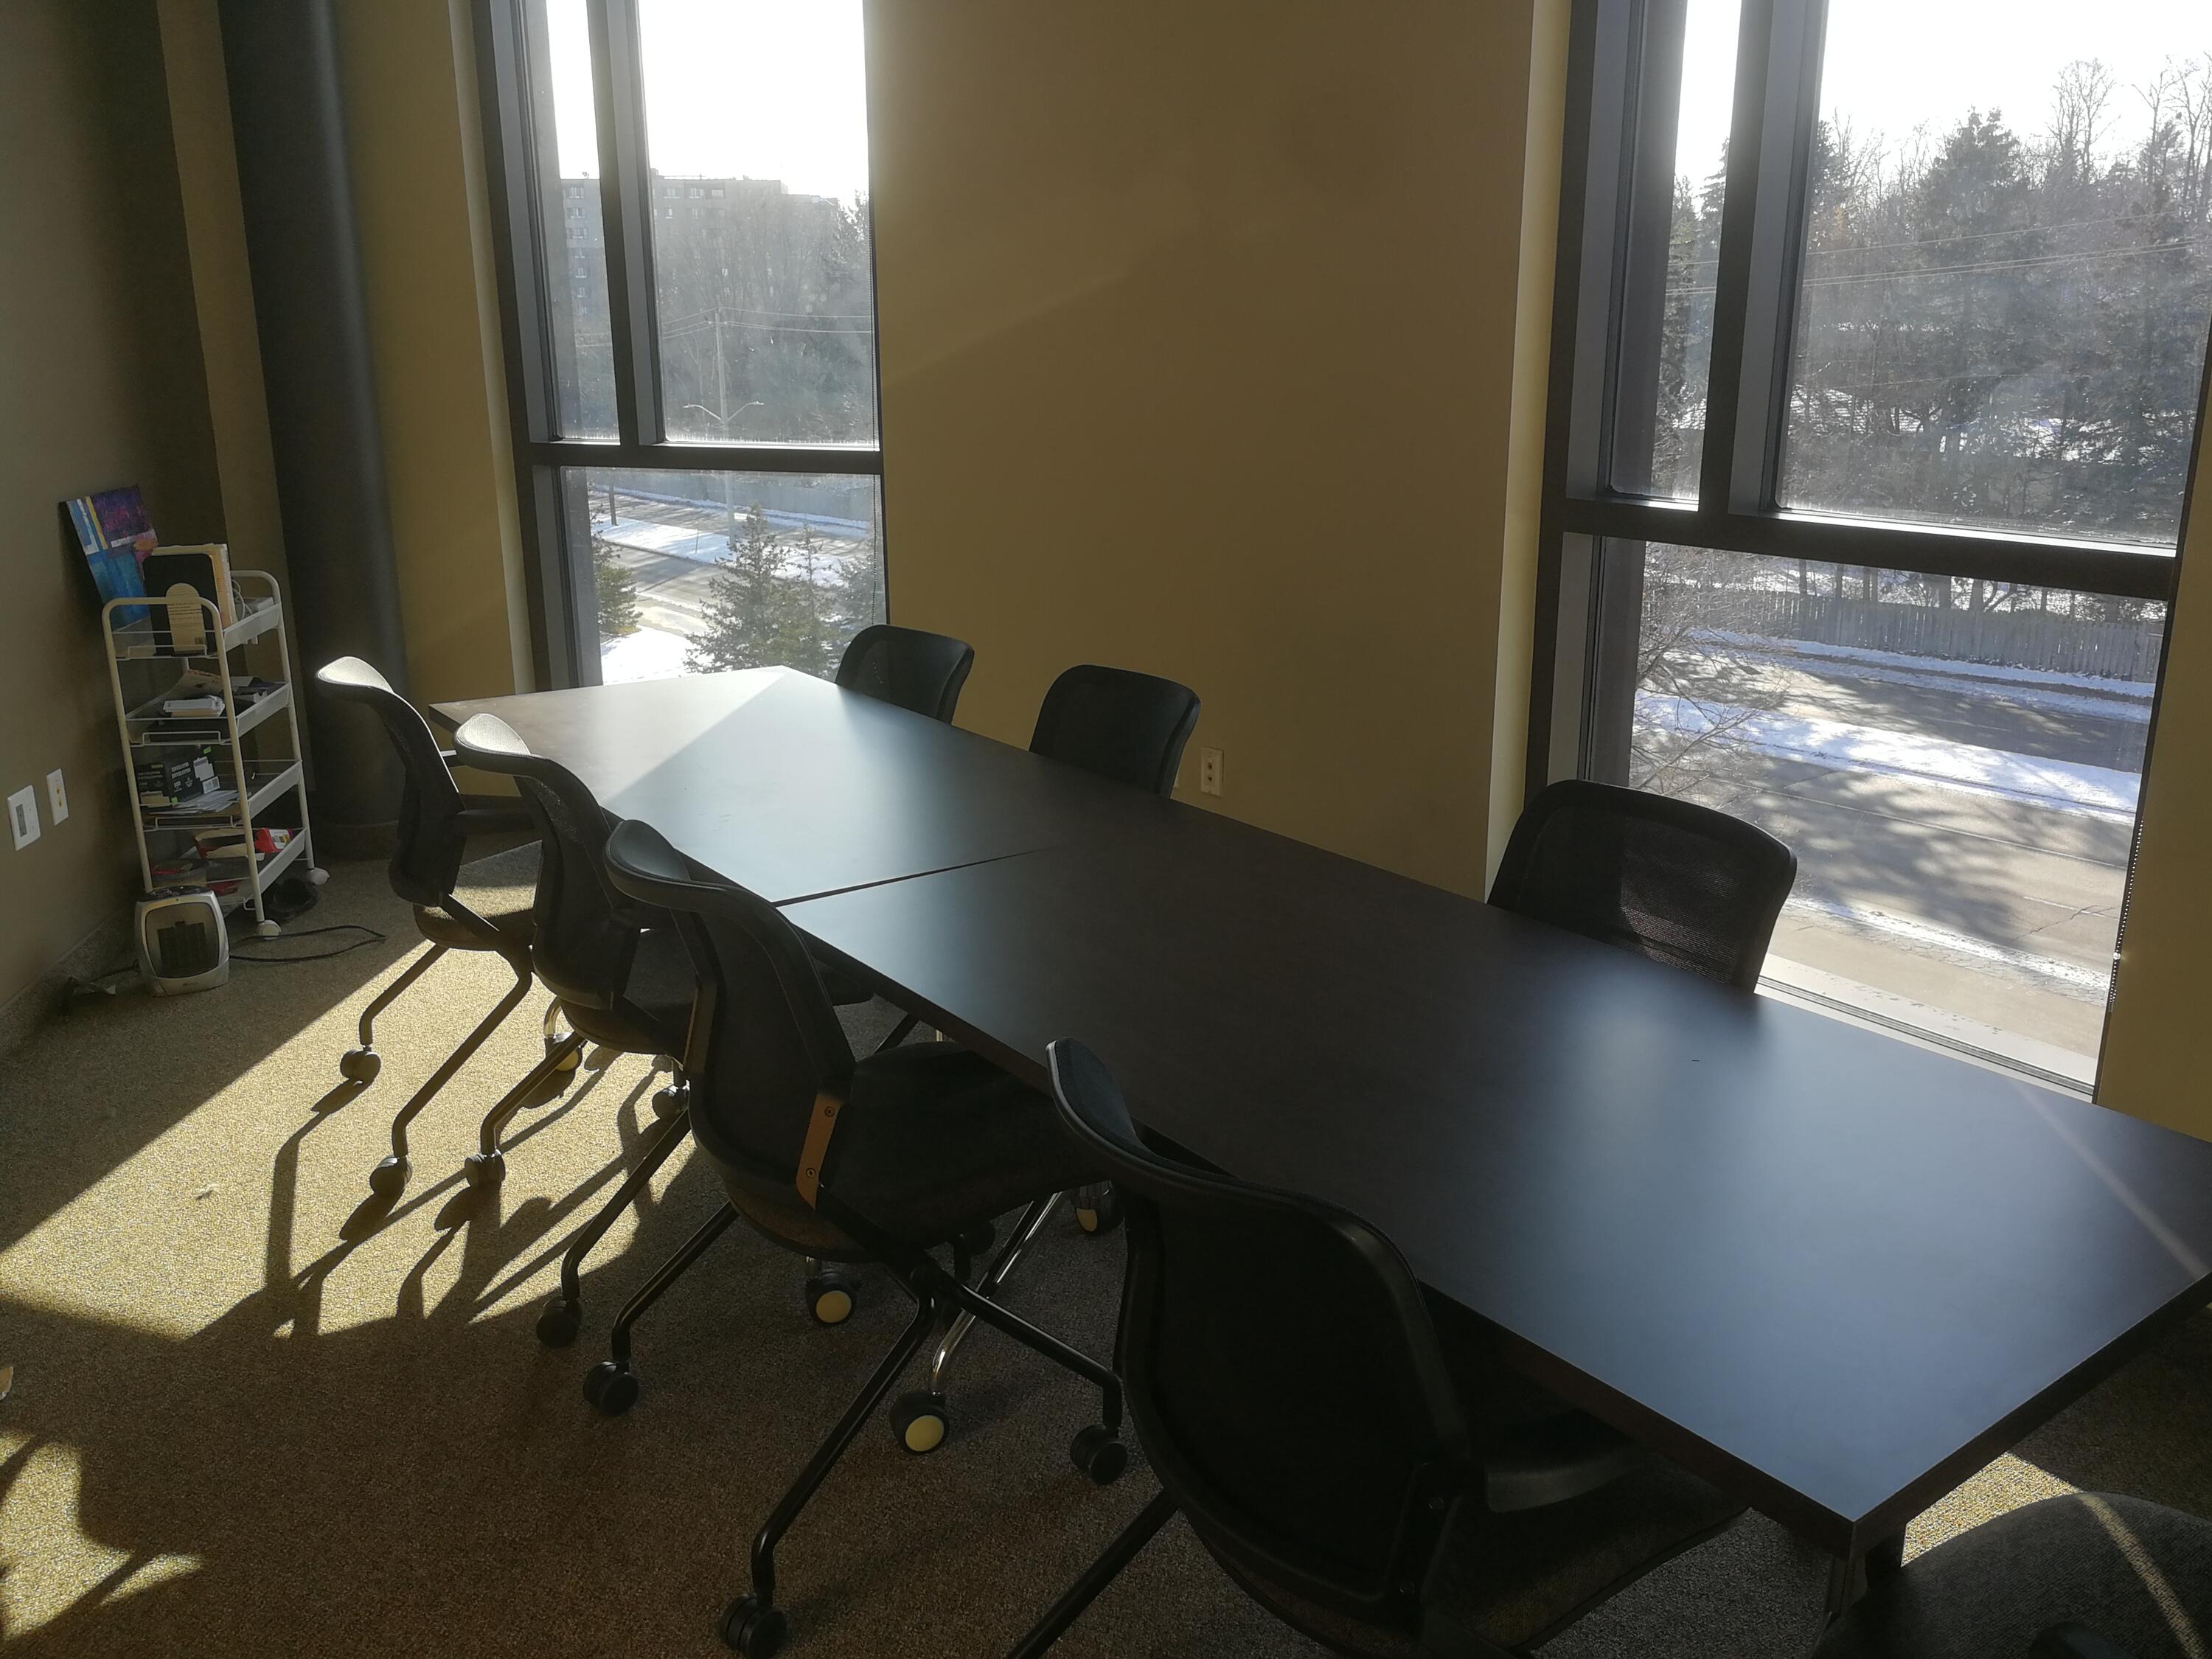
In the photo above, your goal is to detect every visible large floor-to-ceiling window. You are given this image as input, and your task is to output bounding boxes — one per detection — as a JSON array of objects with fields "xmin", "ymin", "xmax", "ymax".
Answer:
[
  {"xmin": 476, "ymin": 0, "xmax": 883, "ymax": 689},
  {"xmin": 1536, "ymin": 0, "xmax": 2211, "ymax": 1087}
]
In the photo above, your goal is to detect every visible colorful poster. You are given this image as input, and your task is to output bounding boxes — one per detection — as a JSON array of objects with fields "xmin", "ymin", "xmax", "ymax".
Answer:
[{"xmin": 64, "ymin": 486, "xmax": 157, "ymax": 626}]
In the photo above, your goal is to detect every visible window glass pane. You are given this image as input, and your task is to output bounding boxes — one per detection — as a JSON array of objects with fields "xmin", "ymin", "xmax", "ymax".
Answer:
[
  {"xmin": 568, "ymin": 467, "xmax": 884, "ymax": 685},
  {"xmin": 1779, "ymin": 0, "xmax": 2212, "ymax": 543},
  {"xmin": 527, "ymin": 0, "xmax": 616, "ymax": 438},
  {"xmin": 1613, "ymin": 0, "xmax": 1739, "ymax": 499},
  {"xmin": 1622, "ymin": 542, "xmax": 2163, "ymax": 1083},
  {"xmin": 634, "ymin": 0, "xmax": 877, "ymax": 446}
]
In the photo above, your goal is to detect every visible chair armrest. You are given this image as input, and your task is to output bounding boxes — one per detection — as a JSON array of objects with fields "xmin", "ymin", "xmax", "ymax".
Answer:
[{"xmin": 2031, "ymin": 1625, "xmax": 2140, "ymax": 1659}]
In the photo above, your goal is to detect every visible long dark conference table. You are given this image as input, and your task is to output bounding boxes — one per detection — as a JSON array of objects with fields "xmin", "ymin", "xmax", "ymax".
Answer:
[{"xmin": 438, "ymin": 666, "xmax": 2212, "ymax": 1596}]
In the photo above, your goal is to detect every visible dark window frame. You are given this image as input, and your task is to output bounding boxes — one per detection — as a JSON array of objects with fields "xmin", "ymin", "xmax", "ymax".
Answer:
[
  {"xmin": 470, "ymin": 0, "xmax": 887, "ymax": 689},
  {"xmin": 1528, "ymin": 0, "xmax": 2194, "ymax": 795}
]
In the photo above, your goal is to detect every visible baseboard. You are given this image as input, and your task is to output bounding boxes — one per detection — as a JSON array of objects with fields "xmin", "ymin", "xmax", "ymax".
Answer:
[{"xmin": 0, "ymin": 904, "xmax": 138, "ymax": 1062}]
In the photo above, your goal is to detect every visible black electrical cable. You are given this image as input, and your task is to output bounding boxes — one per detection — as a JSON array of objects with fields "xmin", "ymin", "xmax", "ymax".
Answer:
[{"xmin": 230, "ymin": 924, "xmax": 387, "ymax": 964}]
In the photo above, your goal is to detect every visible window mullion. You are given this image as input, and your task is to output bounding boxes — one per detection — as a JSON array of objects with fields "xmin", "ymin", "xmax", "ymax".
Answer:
[{"xmin": 585, "ymin": 0, "xmax": 664, "ymax": 447}]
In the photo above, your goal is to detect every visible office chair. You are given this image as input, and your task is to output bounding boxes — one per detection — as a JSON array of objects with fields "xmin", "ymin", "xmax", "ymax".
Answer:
[
  {"xmin": 1029, "ymin": 662, "xmax": 1201, "ymax": 796},
  {"xmin": 602, "ymin": 819, "xmax": 1127, "ymax": 1659},
  {"xmin": 1011, "ymin": 1037, "xmax": 1745, "ymax": 1658},
  {"xmin": 1815, "ymin": 1493, "xmax": 2212, "ymax": 1659},
  {"xmin": 1489, "ymin": 779, "xmax": 1797, "ymax": 992},
  {"xmin": 316, "ymin": 657, "xmax": 574, "ymax": 1203},
  {"xmin": 833, "ymin": 622, "xmax": 975, "ymax": 720}
]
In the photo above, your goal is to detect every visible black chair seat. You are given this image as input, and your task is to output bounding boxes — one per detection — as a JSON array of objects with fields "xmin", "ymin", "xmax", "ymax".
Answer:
[
  {"xmin": 814, "ymin": 954, "xmax": 874, "ymax": 1008},
  {"xmin": 1212, "ymin": 1455, "xmax": 1741, "ymax": 1658},
  {"xmin": 1816, "ymin": 1494, "xmax": 2212, "ymax": 1659},
  {"xmin": 413, "ymin": 902, "xmax": 533, "ymax": 954},
  {"xmin": 561, "ymin": 927, "xmax": 692, "ymax": 1057}
]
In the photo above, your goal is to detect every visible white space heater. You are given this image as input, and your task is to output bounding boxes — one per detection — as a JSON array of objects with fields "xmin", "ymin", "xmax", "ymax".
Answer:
[{"xmin": 134, "ymin": 890, "xmax": 230, "ymax": 995}]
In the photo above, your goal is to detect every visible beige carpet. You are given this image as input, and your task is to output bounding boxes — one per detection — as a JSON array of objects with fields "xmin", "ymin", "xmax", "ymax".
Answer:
[{"xmin": 1, "ymin": 853, "xmax": 2208, "ymax": 1658}]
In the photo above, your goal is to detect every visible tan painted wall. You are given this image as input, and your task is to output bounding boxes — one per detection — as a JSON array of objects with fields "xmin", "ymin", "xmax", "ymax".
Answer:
[
  {"xmin": 0, "ymin": 0, "xmax": 227, "ymax": 1013},
  {"xmin": 333, "ymin": 0, "xmax": 531, "ymax": 708},
  {"xmin": 2099, "ymin": 400, "xmax": 2212, "ymax": 1135},
  {"xmin": 864, "ymin": 0, "xmax": 1541, "ymax": 897}
]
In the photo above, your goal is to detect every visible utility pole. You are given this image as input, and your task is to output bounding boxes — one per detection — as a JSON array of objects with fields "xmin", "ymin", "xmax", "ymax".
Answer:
[{"xmin": 714, "ymin": 307, "xmax": 734, "ymax": 538}]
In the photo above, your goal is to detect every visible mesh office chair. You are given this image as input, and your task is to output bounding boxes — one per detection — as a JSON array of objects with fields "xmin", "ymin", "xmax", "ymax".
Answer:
[
  {"xmin": 1030, "ymin": 663, "xmax": 1201, "ymax": 796},
  {"xmin": 1489, "ymin": 779, "xmax": 1797, "ymax": 992},
  {"xmin": 833, "ymin": 623, "xmax": 975, "ymax": 720},
  {"xmin": 1814, "ymin": 1494, "xmax": 2212, "ymax": 1659},
  {"xmin": 316, "ymin": 658, "xmax": 574, "ymax": 1202},
  {"xmin": 602, "ymin": 819, "xmax": 1127, "ymax": 1659},
  {"xmin": 1011, "ymin": 1037, "xmax": 1746, "ymax": 1659}
]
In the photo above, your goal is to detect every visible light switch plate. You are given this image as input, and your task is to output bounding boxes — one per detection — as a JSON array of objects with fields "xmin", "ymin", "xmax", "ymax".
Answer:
[{"xmin": 7, "ymin": 785, "xmax": 38, "ymax": 849}]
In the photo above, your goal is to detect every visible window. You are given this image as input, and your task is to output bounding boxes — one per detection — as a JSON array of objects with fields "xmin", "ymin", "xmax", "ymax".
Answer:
[
  {"xmin": 1538, "ymin": 0, "xmax": 2212, "ymax": 1087},
  {"xmin": 475, "ymin": 0, "xmax": 885, "ymax": 688}
]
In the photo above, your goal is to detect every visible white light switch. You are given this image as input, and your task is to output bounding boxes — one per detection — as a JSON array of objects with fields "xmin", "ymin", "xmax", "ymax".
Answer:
[{"xmin": 7, "ymin": 786, "xmax": 38, "ymax": 849}]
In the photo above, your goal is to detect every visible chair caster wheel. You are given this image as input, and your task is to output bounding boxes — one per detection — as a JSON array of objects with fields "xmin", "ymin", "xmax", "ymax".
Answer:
[
  {"xmin": 1076, "ymin": 1188, "xmax": 1123, "ymax": 1234},
  {"xmin": 367, "ymin": 1156, "xmax": 408, "ymax": 1200},
  {"xmin": 583, "ymin": 1360, "xmax": 639, "ymax": 1416},
  {"xmin": 338, "ymin": 1048, "xmax": 380, "ymax": 1085},
  {"xmin": 463, "ymin": 1150, "xmax": 505, "ymax": 1191},
  {"xmin": 1069, "ymin": 1424, "xmax": 1128, "ymax": 1485},
  {"xmin": 535, "ymin": 1295, "xmax": 582, "ymax": 1349},
  {"xmin": 547, "ymin": 1040, "xmax": 581, "ymax": 1074},
  {"xmin": 719, "ymin": 1595, "xmax": 787, "ymax": 1657},
  {"xmin": 650, "ymin": 1083, "xmax": 687, "ymax": 1120},
  {"xmin": 957, "ymin": 1220, "xmax": 995, "ymax": 1258},
  {"xmin": 891, "ymin": 1389, "xmax": 950, "ymax": 1454},
  {"xmin": 804, "ymin": 1268, "xmax": 858, "ymax": 1326}
]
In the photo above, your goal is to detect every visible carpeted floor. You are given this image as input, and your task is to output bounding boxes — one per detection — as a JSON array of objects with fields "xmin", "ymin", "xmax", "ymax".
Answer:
[{"xmin": 1, "ymin": 852, "xmax": 2208, "ymax": 1658}]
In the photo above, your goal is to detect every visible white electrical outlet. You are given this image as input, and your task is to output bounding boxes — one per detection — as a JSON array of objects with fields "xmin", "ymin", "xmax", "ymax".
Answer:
[
  {"xmin": 46, "ymin": 769, "xmax": 68, "ymax": 824},
  {"xmin": 1199, "ymin": 747, "xmax": 1225, "ymax": 797},
  {"xmin": 7, "ymin": 785, "xmax": 38, "ymax": 849}
]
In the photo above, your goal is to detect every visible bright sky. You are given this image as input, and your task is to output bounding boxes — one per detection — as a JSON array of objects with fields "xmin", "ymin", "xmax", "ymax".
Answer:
[
  {"xmin": 547, "ymin": 0, "xmax": 869, "ymax": 199},
  {"xmin": 1679, "ymin": 0, "xmax": 2208, "ymax": 182}
]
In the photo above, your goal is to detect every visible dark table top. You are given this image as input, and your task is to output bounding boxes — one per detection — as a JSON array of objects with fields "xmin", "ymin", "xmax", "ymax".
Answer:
[
  {"xmin": 785, "ymin": 801, "xmax": 2212, "ymax": 1557},
  {"xmin": 434, "ymin": 668, "xmax": 1142, "ymax": 903}
]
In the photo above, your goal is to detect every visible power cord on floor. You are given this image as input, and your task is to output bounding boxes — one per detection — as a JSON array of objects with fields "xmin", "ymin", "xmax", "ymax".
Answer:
[{"xmin": 231, "ymin": 924, "xmax": 386, "ymax": 964}]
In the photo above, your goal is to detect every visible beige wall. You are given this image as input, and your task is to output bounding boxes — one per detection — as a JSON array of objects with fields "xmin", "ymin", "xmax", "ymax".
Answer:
[
  {"xmin": 865, "ymin": 0, "xmax": 1542, "ymax": 897},
  {"xmin": 2099, "ymin": 399, "xmax": 2212, "ymax": 1135},
  {"xmin": 0, "ymin": 0, "xmax": 228, "ymax": 1013},
  {"xmin": 333, "ymin": 0, "xmax": 531, "ymax": 708}
]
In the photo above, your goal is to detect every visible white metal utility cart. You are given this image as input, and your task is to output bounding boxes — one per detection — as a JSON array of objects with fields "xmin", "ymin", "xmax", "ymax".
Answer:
[{"xmin": 102, "ymin": 571, "xmax": 327, "ymax": 937}]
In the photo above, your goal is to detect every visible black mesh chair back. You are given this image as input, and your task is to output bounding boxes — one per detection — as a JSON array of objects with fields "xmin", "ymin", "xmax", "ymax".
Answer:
[
  {"xmin": 451, "ymin": 713, "xmax": 656, "ymax": 1012},
  {"xmin": 834, "ymin": 624, "xmax": 975, "ymax": 722},
  {"xmin": 316, "ymin": 656, "xmax": 470, "ymax": 910},
  {"xmin": 1045, "ymin": 1037, "xmax": 1472, "ymax": 1638},
  {"xmin": 1489, "ymin": 779, "xmax": 1797, "ymax": 991},
  {"xmin": 602, "ymin": 819, "xmax": 855, "ymax": 1183},
  {"xmin": 1029, "ymin": 664, "xmax": 1200, "ymax": 796}
]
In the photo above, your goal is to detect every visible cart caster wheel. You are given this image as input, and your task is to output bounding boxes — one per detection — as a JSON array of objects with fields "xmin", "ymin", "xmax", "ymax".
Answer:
[
  {"xmin": 536, "ymin": 1295, "xmax": 582, "ymax": 1349},
  {"xmin": 1076, "ymin": 1189, "xmax": 1123, "ymax": 1234},
  {"xmin": 719, "ymin": 1595, "xmax": 787, "ymax": 1657},
  {"xmin": 305, "ymin": 866, "xmax": 330, "ymax": 886},
  {"xmin": 651, "ymin": 1082, "xmax": 687, "ymax": 1120},
  {"xmin": 891, "ymin": 1389, "xmax": 950, "ymax": 1454},
  {"xmin": 367, "ymin": 1155, "xmax": 408, "ymax": 1201},
  {"xmin": 255, "ymin": 919, "xmax": 282, "ymax": 939},
  {"xmin": 462, "ymin": 1150, "xmax": 505, "ymax": 1191},
  {"xmin": 583, "ymin": 1360, "xmax": 639, "ymax": 1416},
  {"xmin": 339, "ymin": 1048, "xmax": 380, "ymax": 1085},
  {"xmin": 1070, "ymin": 1424, "xmax": 1128, "ymax": 1485},
  {"xmin": 804, "ymin": 1268, "xmax": 858, "ymax": 1326}
]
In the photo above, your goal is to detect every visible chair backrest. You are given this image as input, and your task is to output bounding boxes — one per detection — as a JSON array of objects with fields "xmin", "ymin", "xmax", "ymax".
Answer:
[
  {"xmin": 602, "ymin": 819, "xmax": 855, "ymax": 1183},
  {"xmin": 315, "ymin": 656, "xmax": 467, "ymax": 909},
  {"xmin": 1029, "ymin": 664, "xmax": 1200, "ymax": 796},
  {"xmin": 1489, "ymin": 779, "xmax": 1797, "ymax": 992},
  {"xmin": 450, "ymin": 713, "xmax": 650, "ymax": 1010},
  {"xmin": 834, "ymin": 624, "xmax": 975, "ymax": 723},
  {"xmin": 1045, "ymin": 1037, "xmax": 1472, "ymax": 1639}
]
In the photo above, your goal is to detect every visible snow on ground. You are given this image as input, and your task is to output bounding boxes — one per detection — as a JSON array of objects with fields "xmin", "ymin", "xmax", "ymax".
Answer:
[
  {"xmin": 1637, "ymin": 691, "xmax": 2140, "ymax": 821},
  {"xmin": 600, "ymin": 521, "xmax": 863, "ymax": 586},
  {"xmin": 1697, "ymin": 629, "xmax": 2154, "ymax": 717},
  {"xmin": 1779, "ymin": 891, "xmax": 2111, "ymax": 996},
  {"xmin": 599, "ymin": 626, "xmax": 692, "ymax": 686}
]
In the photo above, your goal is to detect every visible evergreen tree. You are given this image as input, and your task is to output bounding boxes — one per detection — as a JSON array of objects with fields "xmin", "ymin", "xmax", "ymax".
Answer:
[
  {"xmin": 592, "ymin": 533, "xmax": 641, "ymax": 638},
  {"xmin": 686, "ymin": 504, "xmax": 811, "ymax": 673}
]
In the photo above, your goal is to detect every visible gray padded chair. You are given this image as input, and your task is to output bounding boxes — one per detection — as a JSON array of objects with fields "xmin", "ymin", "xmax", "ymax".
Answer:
[{"xmin": 1815, "ymin": 1494, "xmax": 2212, "ymax": 1659}]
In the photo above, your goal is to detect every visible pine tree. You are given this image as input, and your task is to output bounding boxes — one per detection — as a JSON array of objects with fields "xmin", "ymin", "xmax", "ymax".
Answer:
[
  {"xmin": 686, "ymin": 504, "xmax": 809, "ymax": 672},
  {"xmin": 593, "ymin": 533, "xmax": 641, "ymax": 638}
]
